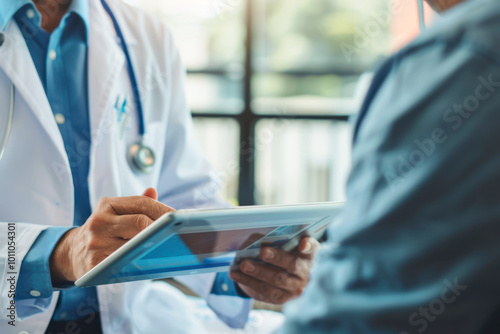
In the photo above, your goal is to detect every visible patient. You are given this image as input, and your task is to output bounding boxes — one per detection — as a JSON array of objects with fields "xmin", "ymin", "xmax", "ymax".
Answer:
[{"xmin": 277, "ymin": 0, "xmax": 500, "ymax": 333}]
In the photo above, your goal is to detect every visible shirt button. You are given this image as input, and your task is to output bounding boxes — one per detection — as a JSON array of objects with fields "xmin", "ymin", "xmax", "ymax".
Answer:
[
  {"xmin": 26, "ymin": 9, "xmax": 35, "ymax": 20},
  {"xmin": 29, "ymin": 290, "xmax": 41, "ymax": 297},
  {"xmin": 221, "ymin": 283, "xmax": 229, "ymax": 292},
  {"xmin": 49, "ymin": 49, "xmax": 57, "ymax": 60},
  {"xmin": 55, "ymin": 113, "xmax": 65, "ymax": 125}
]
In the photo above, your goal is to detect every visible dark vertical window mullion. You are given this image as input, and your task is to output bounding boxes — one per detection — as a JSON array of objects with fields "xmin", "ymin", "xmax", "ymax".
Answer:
[{"xmin": 238, "ymin": 0, "xmax": 257, "ymax": 205}]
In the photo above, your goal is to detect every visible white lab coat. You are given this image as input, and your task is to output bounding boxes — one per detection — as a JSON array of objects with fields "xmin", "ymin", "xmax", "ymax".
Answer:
[{"xmin": 0, "ymin": 0, "xmax": 250, "ymax": 333}]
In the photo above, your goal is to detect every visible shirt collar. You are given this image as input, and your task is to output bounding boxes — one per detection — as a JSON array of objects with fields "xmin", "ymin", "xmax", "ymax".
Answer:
[
  {"xmin": 0, "ymin": 0, "xmax": 90, "ymax": 33},
  {"xmin": 68, "ymin": 0, "xmax": 90, "ymax": 34},
  {"xmin": 0, "ymin": 0, "xmax": 30, "ymax": 31}
]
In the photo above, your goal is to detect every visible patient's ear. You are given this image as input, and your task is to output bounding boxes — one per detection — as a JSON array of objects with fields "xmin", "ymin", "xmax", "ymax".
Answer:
[{"xmin": 142, "ymin": 188, "xmax": 158, "ymax": 200}]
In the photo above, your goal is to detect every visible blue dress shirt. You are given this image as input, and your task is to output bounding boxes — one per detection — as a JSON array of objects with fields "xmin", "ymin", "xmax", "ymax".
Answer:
[{"xmin": 2, "ymin": 0, "xmax": 98, "ymax": 322}]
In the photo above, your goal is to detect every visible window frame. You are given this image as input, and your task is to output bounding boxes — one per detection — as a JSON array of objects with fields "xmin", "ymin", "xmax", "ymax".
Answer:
[{"xmin": 190, "ymin": 0, "xmax": 355, "ymax": 205}]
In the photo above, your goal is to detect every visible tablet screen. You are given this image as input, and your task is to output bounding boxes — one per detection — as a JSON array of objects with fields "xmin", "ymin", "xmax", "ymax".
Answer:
[{"xmin": 113, "ymin": 223, "xmax": 312, "ymax": 278}]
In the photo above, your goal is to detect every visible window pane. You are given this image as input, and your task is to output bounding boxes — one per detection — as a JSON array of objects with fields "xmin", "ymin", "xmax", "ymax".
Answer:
[
  {"xmin": 255, "ymin": 120, "xmax": 352, "ymax": 205},
  {"xmin": 192, "ymin": 118, "xmax": 240, "ymax": 204},
  {"xmin": 254, "ymin": 0, "xmax": 391, "ymax": 72},
  {"xmin": 186, "ymin": 75, "xmax": 243, "ymax": 114},
  {"xmin": 252, "ymin": 73, "xmax": 371, "ymax": 115},
  {"xmin": 123, "ymin": 0, "xmax": 245, "ymax": 114},
  {"xmin": 252, "ymin": 0, "xmax": 431, "ymax": 116},
  {"xmin": 124, "ymin": 0, "xmax": 245, "ymax": 69},
  {"xmin": 253, "ymin": 74, "xmax": 358, "ymax": 99}
]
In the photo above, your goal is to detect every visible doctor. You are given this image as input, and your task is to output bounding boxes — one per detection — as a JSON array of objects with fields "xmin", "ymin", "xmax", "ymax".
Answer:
[
  {"xmin": 0, "ymin": 0, "xmax": 317, "ymax": 333},
  {"xmin": 278, "ymin": 0, "xmax": 500, "ymax": 333}
]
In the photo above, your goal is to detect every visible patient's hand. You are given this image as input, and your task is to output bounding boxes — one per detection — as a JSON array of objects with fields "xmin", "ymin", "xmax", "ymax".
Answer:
[{"xmin": 229, "ymin": 237, "xmax": 319, "ymax": 305}]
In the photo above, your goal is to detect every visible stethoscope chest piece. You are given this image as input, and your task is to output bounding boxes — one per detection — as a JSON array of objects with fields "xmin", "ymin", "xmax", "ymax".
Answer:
[{"xmin": 128, "ymin": 142, "xmax": 156, "ymax": 174}]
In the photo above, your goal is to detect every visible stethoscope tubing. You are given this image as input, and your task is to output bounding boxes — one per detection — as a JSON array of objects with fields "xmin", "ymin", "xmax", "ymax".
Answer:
[
  {"xmin": 417, "ymin": 0, "xmax": 426, "ymax": 31},
  {"xmin": 100, "ymin": 0, "xmax": 146, "ymax": 138}
]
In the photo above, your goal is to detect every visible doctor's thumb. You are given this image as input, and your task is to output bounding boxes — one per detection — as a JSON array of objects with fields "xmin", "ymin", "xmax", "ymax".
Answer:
[{"xmin": 142, "ymin": 187, "xmax": 158, "ymax": 200}]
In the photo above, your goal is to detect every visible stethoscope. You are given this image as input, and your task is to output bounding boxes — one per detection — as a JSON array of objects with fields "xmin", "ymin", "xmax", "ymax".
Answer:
[
  {"xmin": 417, "ymin": 0, "xmax": 426, "ymax": 31},
  {"xmin": 353, "ymin": 0, "xmax": 426, "ymax": 144},
  {"xmin": 0, "ymin": 0, "xmax": 156, "ymax": 174}
]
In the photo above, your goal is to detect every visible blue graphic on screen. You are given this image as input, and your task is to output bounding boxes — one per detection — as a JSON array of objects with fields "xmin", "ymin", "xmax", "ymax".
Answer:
[{"xmin": 112, "ymin": 224, "xmax": 311, "ymax": 278}]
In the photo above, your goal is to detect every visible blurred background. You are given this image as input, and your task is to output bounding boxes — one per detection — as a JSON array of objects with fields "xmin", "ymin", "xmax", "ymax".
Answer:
[{"xmin": 124, "ymin": 0, "xmax": 433, "ymax": 206}]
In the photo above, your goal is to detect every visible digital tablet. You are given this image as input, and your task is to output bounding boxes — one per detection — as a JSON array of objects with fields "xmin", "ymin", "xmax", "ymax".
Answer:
[{"xmin": 75, "ymin": 202, "xmax": 344, "ymax": 287}]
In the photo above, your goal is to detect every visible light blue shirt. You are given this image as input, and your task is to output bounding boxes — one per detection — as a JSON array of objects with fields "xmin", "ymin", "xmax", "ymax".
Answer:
[{"xmin": 279, "ymin": 0, "xmax": 500, "ymax": 333}]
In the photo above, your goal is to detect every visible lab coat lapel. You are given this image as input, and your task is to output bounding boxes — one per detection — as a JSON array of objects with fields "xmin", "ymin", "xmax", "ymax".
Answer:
[
  {"xmin": 87, "ymin": 0, "xmax": 130, "ymax": 206},
  {"xmin": 0, "ymin": 22, "xmax": 68, "ymax": 162}
]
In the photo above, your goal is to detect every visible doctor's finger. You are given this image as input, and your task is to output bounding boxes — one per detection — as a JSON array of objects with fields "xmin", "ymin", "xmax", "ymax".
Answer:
[
  {"xmin": 98, "ymin": 196, "xmax": 175, "ymax": 220},
  {"xmin": 102, "ymin": 214, "xmax": 155, "ymax": 239}
]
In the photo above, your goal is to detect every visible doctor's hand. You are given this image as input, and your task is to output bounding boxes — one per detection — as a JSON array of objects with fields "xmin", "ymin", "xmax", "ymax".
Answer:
[
  {"xmin": 230, "ymin": 237, "xmax": 320, "ymax": 305},
  {"xmin": 49, "ymin": 188, "xmax": 174, "ymax": 284}
]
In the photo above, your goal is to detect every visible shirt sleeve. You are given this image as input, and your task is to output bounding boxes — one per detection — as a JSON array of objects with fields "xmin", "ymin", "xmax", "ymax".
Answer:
[
  {"xmin": 15, "ymin": 226, "xmax": 73, "ymax": 318},
  {"xmin": 278, "ymin": 37, "xmax": 500, "ymax": 333}
]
